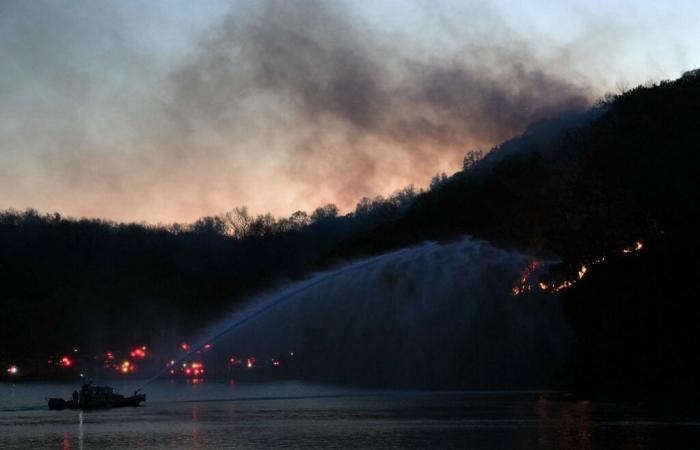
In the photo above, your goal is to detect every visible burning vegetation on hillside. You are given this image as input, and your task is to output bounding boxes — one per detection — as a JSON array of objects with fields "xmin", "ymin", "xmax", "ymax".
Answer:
[{"xmin": 512, "ymin": 241, "xmax": 645, "ymax": 296}]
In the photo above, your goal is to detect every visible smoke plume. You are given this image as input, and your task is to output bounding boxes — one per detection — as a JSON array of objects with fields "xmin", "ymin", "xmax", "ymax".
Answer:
[
  {"xmin": 1, "ymin": 0, "xmax": 614, "ymax": 221},
  {"xmin": 166, "ymin": 0, "xmax": 592, "ymax": 213}
]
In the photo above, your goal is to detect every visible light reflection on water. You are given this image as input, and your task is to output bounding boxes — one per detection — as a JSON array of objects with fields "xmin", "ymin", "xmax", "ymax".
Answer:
[{"xmin": 1, "ymin": 381, "xmax": 699, "ymax": 449}]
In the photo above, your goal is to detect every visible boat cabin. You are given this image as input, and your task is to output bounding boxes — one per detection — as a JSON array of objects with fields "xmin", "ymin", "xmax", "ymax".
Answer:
[{"xmin": 81, "ymin": 384, "xmax": 113, "ymax": 403}]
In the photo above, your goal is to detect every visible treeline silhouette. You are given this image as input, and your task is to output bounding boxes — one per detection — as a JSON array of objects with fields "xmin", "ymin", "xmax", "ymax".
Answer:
[
  {"xmin": 2, "ymin": 70, "xmax": 700, "ymax": 397},
  {"xmin": 0, "ymin": 188, "xmax": 418, "ymax": 358}
]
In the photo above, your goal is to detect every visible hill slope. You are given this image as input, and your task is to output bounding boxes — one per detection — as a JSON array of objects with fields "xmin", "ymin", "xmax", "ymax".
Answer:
[{"xmin": 2, "ymin": 71, "xmax": 700, "ymax": 396}]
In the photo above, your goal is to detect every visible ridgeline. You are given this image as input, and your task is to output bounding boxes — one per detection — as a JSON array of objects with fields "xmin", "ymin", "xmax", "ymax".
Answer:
[{"xmin": 2, "ymin": 70, "xmax": 700, "ymax": 397}]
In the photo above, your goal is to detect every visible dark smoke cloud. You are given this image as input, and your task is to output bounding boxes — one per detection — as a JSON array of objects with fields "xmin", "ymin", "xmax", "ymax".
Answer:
[
  {"xmin": 167, "ymin": 0, "xmax": 592, "ymax": 212},
  {"xmin": 2, "ymin": 0, "xmax": 631, "ymax": 222}
]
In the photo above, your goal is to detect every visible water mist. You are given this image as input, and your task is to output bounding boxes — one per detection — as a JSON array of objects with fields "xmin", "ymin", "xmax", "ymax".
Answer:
[{"xmin": 140, "ymin": 237, "xmax": 570, "ymax": 391}]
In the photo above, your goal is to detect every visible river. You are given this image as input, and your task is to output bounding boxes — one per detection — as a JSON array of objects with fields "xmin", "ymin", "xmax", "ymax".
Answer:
[{"xmin": 1, "ymin": 380, "xmax": 699, "ymax": 449}]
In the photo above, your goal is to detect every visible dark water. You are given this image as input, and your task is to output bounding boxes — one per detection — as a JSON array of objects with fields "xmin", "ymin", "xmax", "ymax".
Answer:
[{"xmin": 1, "ymin": 381, "xmax": 699, "ymax": 449}]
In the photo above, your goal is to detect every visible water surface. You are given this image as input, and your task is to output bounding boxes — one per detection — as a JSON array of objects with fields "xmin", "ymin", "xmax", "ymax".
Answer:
[{"xmin": 1, "ymin": 381, "xmax": 698, "ymax": 449}]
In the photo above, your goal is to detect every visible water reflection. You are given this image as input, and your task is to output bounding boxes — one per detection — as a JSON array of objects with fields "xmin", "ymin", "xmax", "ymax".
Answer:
[
  {"xmin": 190, "ymin": 404, "xmax": 203, "ymax": 448},
  {"xmin": 1, "ymin": 382, "xmax": 699, "ymax": 450},
  {"xmin": 78, "ymin": 410, "xmax": 84, "ymax": 450},
  {"xmin": 535, "ymin": 393, "xmax": 553, "ymax": 448},
  {"xmin": 531, "ymin": 394, "xmax": 661, "ymax": 450}
]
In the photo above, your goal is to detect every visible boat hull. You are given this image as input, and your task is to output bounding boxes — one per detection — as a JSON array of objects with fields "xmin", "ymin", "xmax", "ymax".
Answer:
[{"xmin": 48, "ymin": 394, "xmax": 146, "ymax": 410}]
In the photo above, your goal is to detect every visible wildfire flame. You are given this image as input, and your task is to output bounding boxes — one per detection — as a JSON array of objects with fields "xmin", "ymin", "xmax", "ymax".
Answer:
[
  {"xmin": 553, "ymin": 280, "xmax": 573, "ymax": 292},
  {"xmin": 622, "ymin": 241, "xmax": 644, "ymax": 254},
  {"xmin": 578, "ymin": 265, "xmax": 587, "ymax": 279},
  {"xmin": 512, "ymin": 260, "xmax": 540, "ymax": 295},
  {"xmin": 513, "ymin": 240, "xmax": 645, "ymax": 296}
]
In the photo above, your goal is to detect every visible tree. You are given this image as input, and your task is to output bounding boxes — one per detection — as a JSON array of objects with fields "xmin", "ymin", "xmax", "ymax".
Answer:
[
  {"xmin": 429, "ymin": 172, "xmax": 448, "ymax": 191},
  {"xmin": 224, "ymin": 207, "xmax": 253, "ymax": 238},
  {"xmin": 390, "ymin": 185, "xmax": 416, "ymax": 209},
  {"xmin": 249, "ymin": 213, "xmax": 277, "ymax": 237},
  {"xmin": 288, "ymin": 210, "xmax": 311, "ymax": 230},
  {"xmin": 355, "ymin": 197, "xmax": 373, "ymax": 216},
  {"xmin": 311, "ymin": 204, "xmax": 339, "ymax": 222},
  {"xmin": 191, "ymin": 215, "xmax": 227, "ymax": 235},
  {"xmin": 462, "ymin": 149, "xmax": 484, "ymax": 170}
]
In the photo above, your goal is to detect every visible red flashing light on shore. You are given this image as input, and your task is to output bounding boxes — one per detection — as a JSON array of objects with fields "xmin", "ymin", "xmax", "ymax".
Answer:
[
  {"xmin": 177, "ymin": 362, "xmax": 206, "ymax": 378},
  {"xmin": 130, "ymin": 347, "xmax": 147, "ymax": 358},
  {"xmin": 203, "ymin": 344, "xmax": 212, "ymax": 350},
  {"xmin": 181, "ymin": 343, "xmax": 189, "ymax": 351},
  {"xmin": 105, "ymin": 352, "xmax": 115, "ymax": 360},
  {"xmin": 59, "ymin": 356, "xmax": 72, "ymax": 367}
]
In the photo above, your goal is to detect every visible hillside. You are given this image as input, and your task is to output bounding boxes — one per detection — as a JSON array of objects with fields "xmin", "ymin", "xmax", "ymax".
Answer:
[
  {"xmin": 2, "ymin": 71, "xmax": 700, "ymax": 396},
  {"xmin": 343, "ymin": 70, "xmax": 700, "ymax": 260},
  {"xmin": 339, "ymin": 70, "xmax": 700, "ymax": 396}
]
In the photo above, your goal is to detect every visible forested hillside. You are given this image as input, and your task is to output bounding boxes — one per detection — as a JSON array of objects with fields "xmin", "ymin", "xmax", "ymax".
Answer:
[{"xmin": 3, "ymin": 70, "xmax": 700, "ymax": 397}]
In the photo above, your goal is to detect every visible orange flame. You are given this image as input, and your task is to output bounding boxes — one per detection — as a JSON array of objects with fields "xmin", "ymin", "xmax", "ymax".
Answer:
[
  {"xmin": 578, "ymin": 265, "xmax": 587, "ymax": 280},
  {"xmin": 513, "ymin": 239, "xmax": 646, "ymax": 296}
]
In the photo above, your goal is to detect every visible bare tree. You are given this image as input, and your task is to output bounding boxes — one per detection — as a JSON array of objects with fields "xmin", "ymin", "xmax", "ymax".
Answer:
[{"xmin": 224, "ymin": 206, "xmax": 253, "ymax": 238}]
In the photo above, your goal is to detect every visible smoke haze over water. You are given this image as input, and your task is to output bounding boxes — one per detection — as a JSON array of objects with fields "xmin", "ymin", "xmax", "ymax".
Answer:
[{"xmin": 1, "ymin": 0, "xmax": 699, "ymax": 222}]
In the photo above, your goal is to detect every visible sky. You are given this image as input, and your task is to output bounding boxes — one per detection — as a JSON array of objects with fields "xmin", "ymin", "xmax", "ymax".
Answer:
[{"xmin": 1, "ymin": 0, "xmax": 699, "ymax": 224}]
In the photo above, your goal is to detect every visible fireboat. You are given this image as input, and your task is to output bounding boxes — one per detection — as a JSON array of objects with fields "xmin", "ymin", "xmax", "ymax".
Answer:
[{"xmin": 48, "ymin": 382, "xmax": 146, "ymax": 410}]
